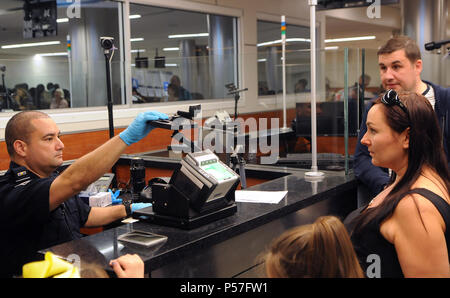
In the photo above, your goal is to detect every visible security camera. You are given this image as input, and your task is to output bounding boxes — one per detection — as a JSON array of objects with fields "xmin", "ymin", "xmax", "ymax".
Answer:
[
  {"xmin": 100, "ymin": 37, "xmax": 114, "ymax": 50},
  {"xmin": 0, "ymin": 65, "xmax": 5, "ymax": 72}
]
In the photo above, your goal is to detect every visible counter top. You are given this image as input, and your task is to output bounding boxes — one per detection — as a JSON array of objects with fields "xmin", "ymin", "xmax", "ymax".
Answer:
[{"xmin": 43, "ymin": 168, "xmax": 357, "ymax": 276}]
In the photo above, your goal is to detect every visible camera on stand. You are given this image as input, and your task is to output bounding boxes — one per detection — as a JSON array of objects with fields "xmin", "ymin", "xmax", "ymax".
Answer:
[
  {"xmin": 225, "ymin": 83, "xmax": 247, "ymax": 120},
  {"xmin": 100, "ymin": 37, "xmax": 114, "ymax": 50}
]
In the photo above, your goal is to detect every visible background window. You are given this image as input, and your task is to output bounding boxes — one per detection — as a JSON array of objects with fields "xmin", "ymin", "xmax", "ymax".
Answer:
[
  {"xmin": 0, "ymin": 0, "xmax": 124, "ymax": 111},
  {"xmin": 257, "ymin": 20, "xmax": 310, "ymax": 97},
  {"xmin": 129, "ymin": 4, "xmax": 238, "ymax": 103}
]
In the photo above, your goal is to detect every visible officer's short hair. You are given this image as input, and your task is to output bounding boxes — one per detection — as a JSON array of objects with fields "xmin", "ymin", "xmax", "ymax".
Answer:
[
  {"xmin": 377, "ymin": 35, "xmax": 421, "ymax": 64},
  {"xmin": 5, "ymin": 111, "xmax": 50, "ymax": 157}
]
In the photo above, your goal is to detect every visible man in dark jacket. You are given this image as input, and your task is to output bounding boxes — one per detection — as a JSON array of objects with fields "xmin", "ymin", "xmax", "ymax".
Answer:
[{"xmin": 354, "ymin": 36, "xmax": 450, "ymax": 199}]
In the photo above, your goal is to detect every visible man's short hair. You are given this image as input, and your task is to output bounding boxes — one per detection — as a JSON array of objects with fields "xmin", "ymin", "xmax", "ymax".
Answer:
[
  {"xmin": 377, "ymin": 35, "xmax": 421, "ymax": 63},
  {"xmin": 5, "ymin": 111, "xmax": 50, "ymax": 157}
]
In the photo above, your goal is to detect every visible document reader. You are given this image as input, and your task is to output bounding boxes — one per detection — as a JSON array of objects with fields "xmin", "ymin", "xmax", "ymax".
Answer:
[{"xmin": 133, "ymin": 149, "xmax": 240, "ymax": 229}]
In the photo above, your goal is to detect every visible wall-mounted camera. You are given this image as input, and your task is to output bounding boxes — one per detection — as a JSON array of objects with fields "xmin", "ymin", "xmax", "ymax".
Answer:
[{"xmin": 100, "ymin": 36, "xmax": 114, "ymax": 50}]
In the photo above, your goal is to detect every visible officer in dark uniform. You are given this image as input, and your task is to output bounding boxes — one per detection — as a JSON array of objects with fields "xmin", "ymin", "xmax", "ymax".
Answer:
[
  {"xmin": 0, "ymin": 110, "xmax": 168, "ymax": 277},
  {"xmin": 0, "ymin": 163, "xmax": 91, "ymax": 276}
]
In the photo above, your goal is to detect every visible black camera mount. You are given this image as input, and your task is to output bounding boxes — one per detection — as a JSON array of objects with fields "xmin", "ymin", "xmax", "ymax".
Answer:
[
  {"xmin": 101, "ymin": 36, "xmax": 117, "ymax": 187},
  {"xmin": 100, "ymin": 36, "xmax": 116, "ymax": 139},
  {"xmin": 225, "ymin": 83, "xmax": 248, "ymax": 120},
  {"xmin": 224, "ymin": 84, "xmax": 249, "ymax": 188},
  {"xmin": 0, "ymin": 65, "xmax": 12, "ymax": 110},
  {"xmin": 147, "ymin": 105, "xmax": 202, "ymax": 153}
]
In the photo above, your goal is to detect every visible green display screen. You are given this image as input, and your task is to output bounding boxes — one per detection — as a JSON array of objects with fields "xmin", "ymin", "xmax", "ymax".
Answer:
[{"xmin": 201, "ymin": 162, "xmax": 234, "ymax": 181}]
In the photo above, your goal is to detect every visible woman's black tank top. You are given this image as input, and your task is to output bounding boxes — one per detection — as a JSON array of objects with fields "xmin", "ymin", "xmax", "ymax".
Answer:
[{"xmin": 345, "ymin": 188, "xmax": 450, "ymax": 278}]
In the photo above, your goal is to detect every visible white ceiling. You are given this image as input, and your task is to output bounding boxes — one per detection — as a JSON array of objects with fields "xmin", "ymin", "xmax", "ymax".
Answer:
[{"xmin": 325, "ymin": 16, "xmax": 397, "ymax": 49}]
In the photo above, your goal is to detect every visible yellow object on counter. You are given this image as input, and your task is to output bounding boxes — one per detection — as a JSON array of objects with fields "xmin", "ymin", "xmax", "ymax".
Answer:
[{"xmin": 22, "ymin": 252, "xmax": 80, "ymax": 278}]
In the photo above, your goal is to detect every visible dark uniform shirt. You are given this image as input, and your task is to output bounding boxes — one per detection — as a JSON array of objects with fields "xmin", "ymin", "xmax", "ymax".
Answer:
[{"xmin": 0, "ymin": 162, "xmax": 91, "ymax": 277}]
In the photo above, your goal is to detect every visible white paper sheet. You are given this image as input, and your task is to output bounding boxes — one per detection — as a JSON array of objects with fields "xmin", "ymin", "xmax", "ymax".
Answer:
[{"xmin": 235, "ymin": 190, "xmax": 288, "ymax": 204}]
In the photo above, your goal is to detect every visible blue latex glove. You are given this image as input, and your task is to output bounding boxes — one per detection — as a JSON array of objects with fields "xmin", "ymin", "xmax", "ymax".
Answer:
[
  {"xmin": 119, "ymin": 111, "xmax": 168, "ymax": 145},
  {"xmin": 112, "ymin": 197, "xmax": 123, "ymax": 205},
  {"xmin": 109, "ymin": 189, "xmax": 122, "ymax": 205},
  {"xmin": 131, "ymin": 202, "xmax": 152, "ymax": 212}
]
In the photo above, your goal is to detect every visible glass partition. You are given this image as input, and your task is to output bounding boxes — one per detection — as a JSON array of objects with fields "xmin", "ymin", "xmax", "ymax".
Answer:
[
  {"xmin": 277, "ymin": 46, "xmax": 382, "ymax": 172},
  {"xmin": 148, "ymin": 46, "xmax": 380, "ymax": 171},
  {"xmin": 0, "ymin": 0, "xmax": 124, "ymax": 111},
  {"xmin": 129, "ymin": 3, "xmax": 238, "ymax": 103},
  {"xmin": 148, "ymin": 47, "xmax": 379, "ymax": 172}
]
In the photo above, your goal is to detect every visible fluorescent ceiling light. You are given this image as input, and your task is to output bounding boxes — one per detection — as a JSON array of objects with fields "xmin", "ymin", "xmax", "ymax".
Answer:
[
  {"xmin": 168, "ymin": 33, "xmax": 209, "ymax": 39},
  {"xmin": 257, "ymin": 58, "xmax": 267, "ymax": 62},
  {"xmin": 287, "ymin": 38, "xmax": 310, "ymax": 43},
  {"xmin": 325, "ymin": 36, "xmax": 375, "ymax": 43},
  {"xmin": 57, "ymin": 18, "xmax": 69, "ymax": 23},
  {"xmin": 129, "ymin": 14, "xmax": 141, "ymax": 19},
  {"xmin": 2, "ymin": 41, "xmax": 61, "ymax": 49},
  {"xmin": 163, "ymin": 47, "xmax": 180, "ymax": 51},
  {"xmin": 165, "ymin": 63, "xmax": 178, "ymax": 67},
  {"xmin": 131, "ymin": 49, "xmax": 146, "ymax": 53},
  {"xmin": 257, "ymin": 40, "xmax": 281, "ymax": 47},
  {"xmin": 257, "ymin": 38, "xmax": 310, "ymax": 47},
  {"xmin": 35, "ymin": 52, "xmax": 68, "ymax": 57},
  {"xmin": 325, "ymin": 46, "xmax": 339, "ymax": 50},
  {"xmin": 130, "ymin": 38, "xmax": 144, "ymax": 42}
]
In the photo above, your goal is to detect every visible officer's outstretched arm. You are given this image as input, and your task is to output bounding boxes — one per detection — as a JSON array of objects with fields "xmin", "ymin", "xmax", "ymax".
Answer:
[
  {"xmin": 49, "ymin": 135, "xmax": 127, "ymax": 211},
  {"xmin": 48, "ymin": 111, "xmax": 168, "ymax": 211}
]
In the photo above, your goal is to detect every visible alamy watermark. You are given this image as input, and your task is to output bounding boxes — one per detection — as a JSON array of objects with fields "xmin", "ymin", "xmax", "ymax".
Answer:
[
  {"xmin": 66, "ymin": 0, "xmax": 81, "ymax": 19},
  {"xmin": 366, "ymin": 254, "xmax": 381, "ymax": 278},
  {"xmin": 366, "ymin": 0, "xmax": 381, "ymax": 19}
]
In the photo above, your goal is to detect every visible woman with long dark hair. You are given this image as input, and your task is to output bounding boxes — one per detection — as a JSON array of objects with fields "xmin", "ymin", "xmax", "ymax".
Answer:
[{"xmin": 346, "ymin": 90, "xmax": 450, "ymax": 277}]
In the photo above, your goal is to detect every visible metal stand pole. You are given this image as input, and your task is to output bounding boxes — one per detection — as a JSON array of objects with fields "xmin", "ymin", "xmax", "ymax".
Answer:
[
  {"xmin": 104, "ymin": 49, "xmax": 115, "ymax": 139},
  {"xmin": 281, "ymin": 15, "xmax": 287, "ymax": 130},
  {"xmin": 1, "ymin": 73, "xmax": 7, "ymax": 109},
  {"xmin": 231, "ymin": 144, "xmax": 247, "ymax": 189},
  {"xmin": 102, "ymin": 42, "xmax": 117, "ymax": 187},
  {"xmin": 234, "ymin": 93, "xmax": 239, "ymax": 120},
  {"xmin": 1, "ymin": 72, "xmax": 11, "ymax": 110},
  {"xmin": 305, "ymin": 0, "xmax": 324, "ymax": 178},
  {"xmin": 67, "ymin": 35, "xmax": 73, "ymax": 108}
]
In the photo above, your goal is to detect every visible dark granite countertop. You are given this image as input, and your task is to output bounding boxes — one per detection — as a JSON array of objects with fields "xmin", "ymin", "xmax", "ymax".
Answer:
[{"xmin": 43, "ymin": 169, "xmax": 356, "ymax": 275}]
